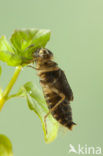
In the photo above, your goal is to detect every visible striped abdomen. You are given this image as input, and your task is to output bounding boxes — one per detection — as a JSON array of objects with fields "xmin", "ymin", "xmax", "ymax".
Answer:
[
  {"xmin": 43, "ymin": 90, "xmax": 76, "ymax": 130},
  {"xmin": 37, "ymin": 60, "xmax": 76, "ymax": 130}
]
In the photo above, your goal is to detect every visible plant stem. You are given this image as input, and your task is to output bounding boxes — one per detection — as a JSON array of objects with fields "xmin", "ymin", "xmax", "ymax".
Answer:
[{"xmin": 0, "ymin": 66, "xmax": 22, "ymax": 111}]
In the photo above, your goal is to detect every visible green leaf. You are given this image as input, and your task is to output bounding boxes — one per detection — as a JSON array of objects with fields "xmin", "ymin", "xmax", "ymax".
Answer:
[
  {"xmin": 15, "ymin": 82, "xmax": 59, "ymax": 143},
  {"xmin": 0, "ymin": 29, "xmax": 51, "ymax": 66},
  {"xmin": 0, "ymin": 134, "xmax": 13, "ymax": 156},
  {"xmin": 0, "ymin": 51, "xmax": 22, "ymax": 66},
  {"xmin": 0, "ymin": 36, "xmax": 22, "ymax": 66},
  {"xmin": 10, "ymin": 29, "xmax": 51, "ymax": 59},
  {"xmin": 0, "ymin": 36, "xmax": 13, "ymax": 53}
]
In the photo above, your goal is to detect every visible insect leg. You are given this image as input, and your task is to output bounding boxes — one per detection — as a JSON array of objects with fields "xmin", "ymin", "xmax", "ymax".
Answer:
[
  {"xmin": 44, "ymin": 88, "xmax": 65, "ymax": 133},
  {"xmin": 38, "ymin": 67, "xmax": 59, "ymax": 74},
  {"xmin": 27, "ymin": 65, "xmax": 59, "ymax": 72},
  {"xmin": 27, "ymin": 65, "xmax": 40, "ymax": 70}
]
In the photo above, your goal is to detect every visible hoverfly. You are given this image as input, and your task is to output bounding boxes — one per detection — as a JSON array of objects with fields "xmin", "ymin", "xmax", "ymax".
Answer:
[{"xmin": 31, "ymin": 48, "xmax": 76, "ymax": 132}]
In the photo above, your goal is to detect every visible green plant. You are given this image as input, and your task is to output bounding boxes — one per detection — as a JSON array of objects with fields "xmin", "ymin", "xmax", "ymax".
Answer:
[
  {"xmin": 0, "ymin": 29, "xmax": 59, "ymax": 155},
  {"xmin": 0, "ymin": 134, "xmax": 13, "ymax": 156}
]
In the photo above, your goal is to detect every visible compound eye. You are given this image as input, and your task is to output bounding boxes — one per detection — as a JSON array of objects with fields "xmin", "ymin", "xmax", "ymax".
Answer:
[{"xmin": 39, "ymin": 50, "xmax": 44, "ymax": 56}]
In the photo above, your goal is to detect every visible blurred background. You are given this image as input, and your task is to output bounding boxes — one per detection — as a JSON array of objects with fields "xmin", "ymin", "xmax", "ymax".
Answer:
[{"xmin": 0, "ymin": 0, "xmax": 103, "ymax": 155}]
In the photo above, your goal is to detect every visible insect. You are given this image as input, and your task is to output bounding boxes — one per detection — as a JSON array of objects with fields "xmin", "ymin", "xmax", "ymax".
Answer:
[{"xmin": 32, "ymin": 48, "xmax": 76, "ymax": 132}]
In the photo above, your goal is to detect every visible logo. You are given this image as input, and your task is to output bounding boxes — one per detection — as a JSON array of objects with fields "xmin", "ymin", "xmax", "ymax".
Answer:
[{"xmin": 68, "ymin": 144, "xmax": 102, "ymax": 155}]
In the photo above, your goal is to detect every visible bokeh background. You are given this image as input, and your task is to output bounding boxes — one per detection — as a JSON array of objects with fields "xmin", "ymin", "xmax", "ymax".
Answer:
[{"xmin": 0, "ymin": 0, "xmax": 103, "ymax": 156}]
